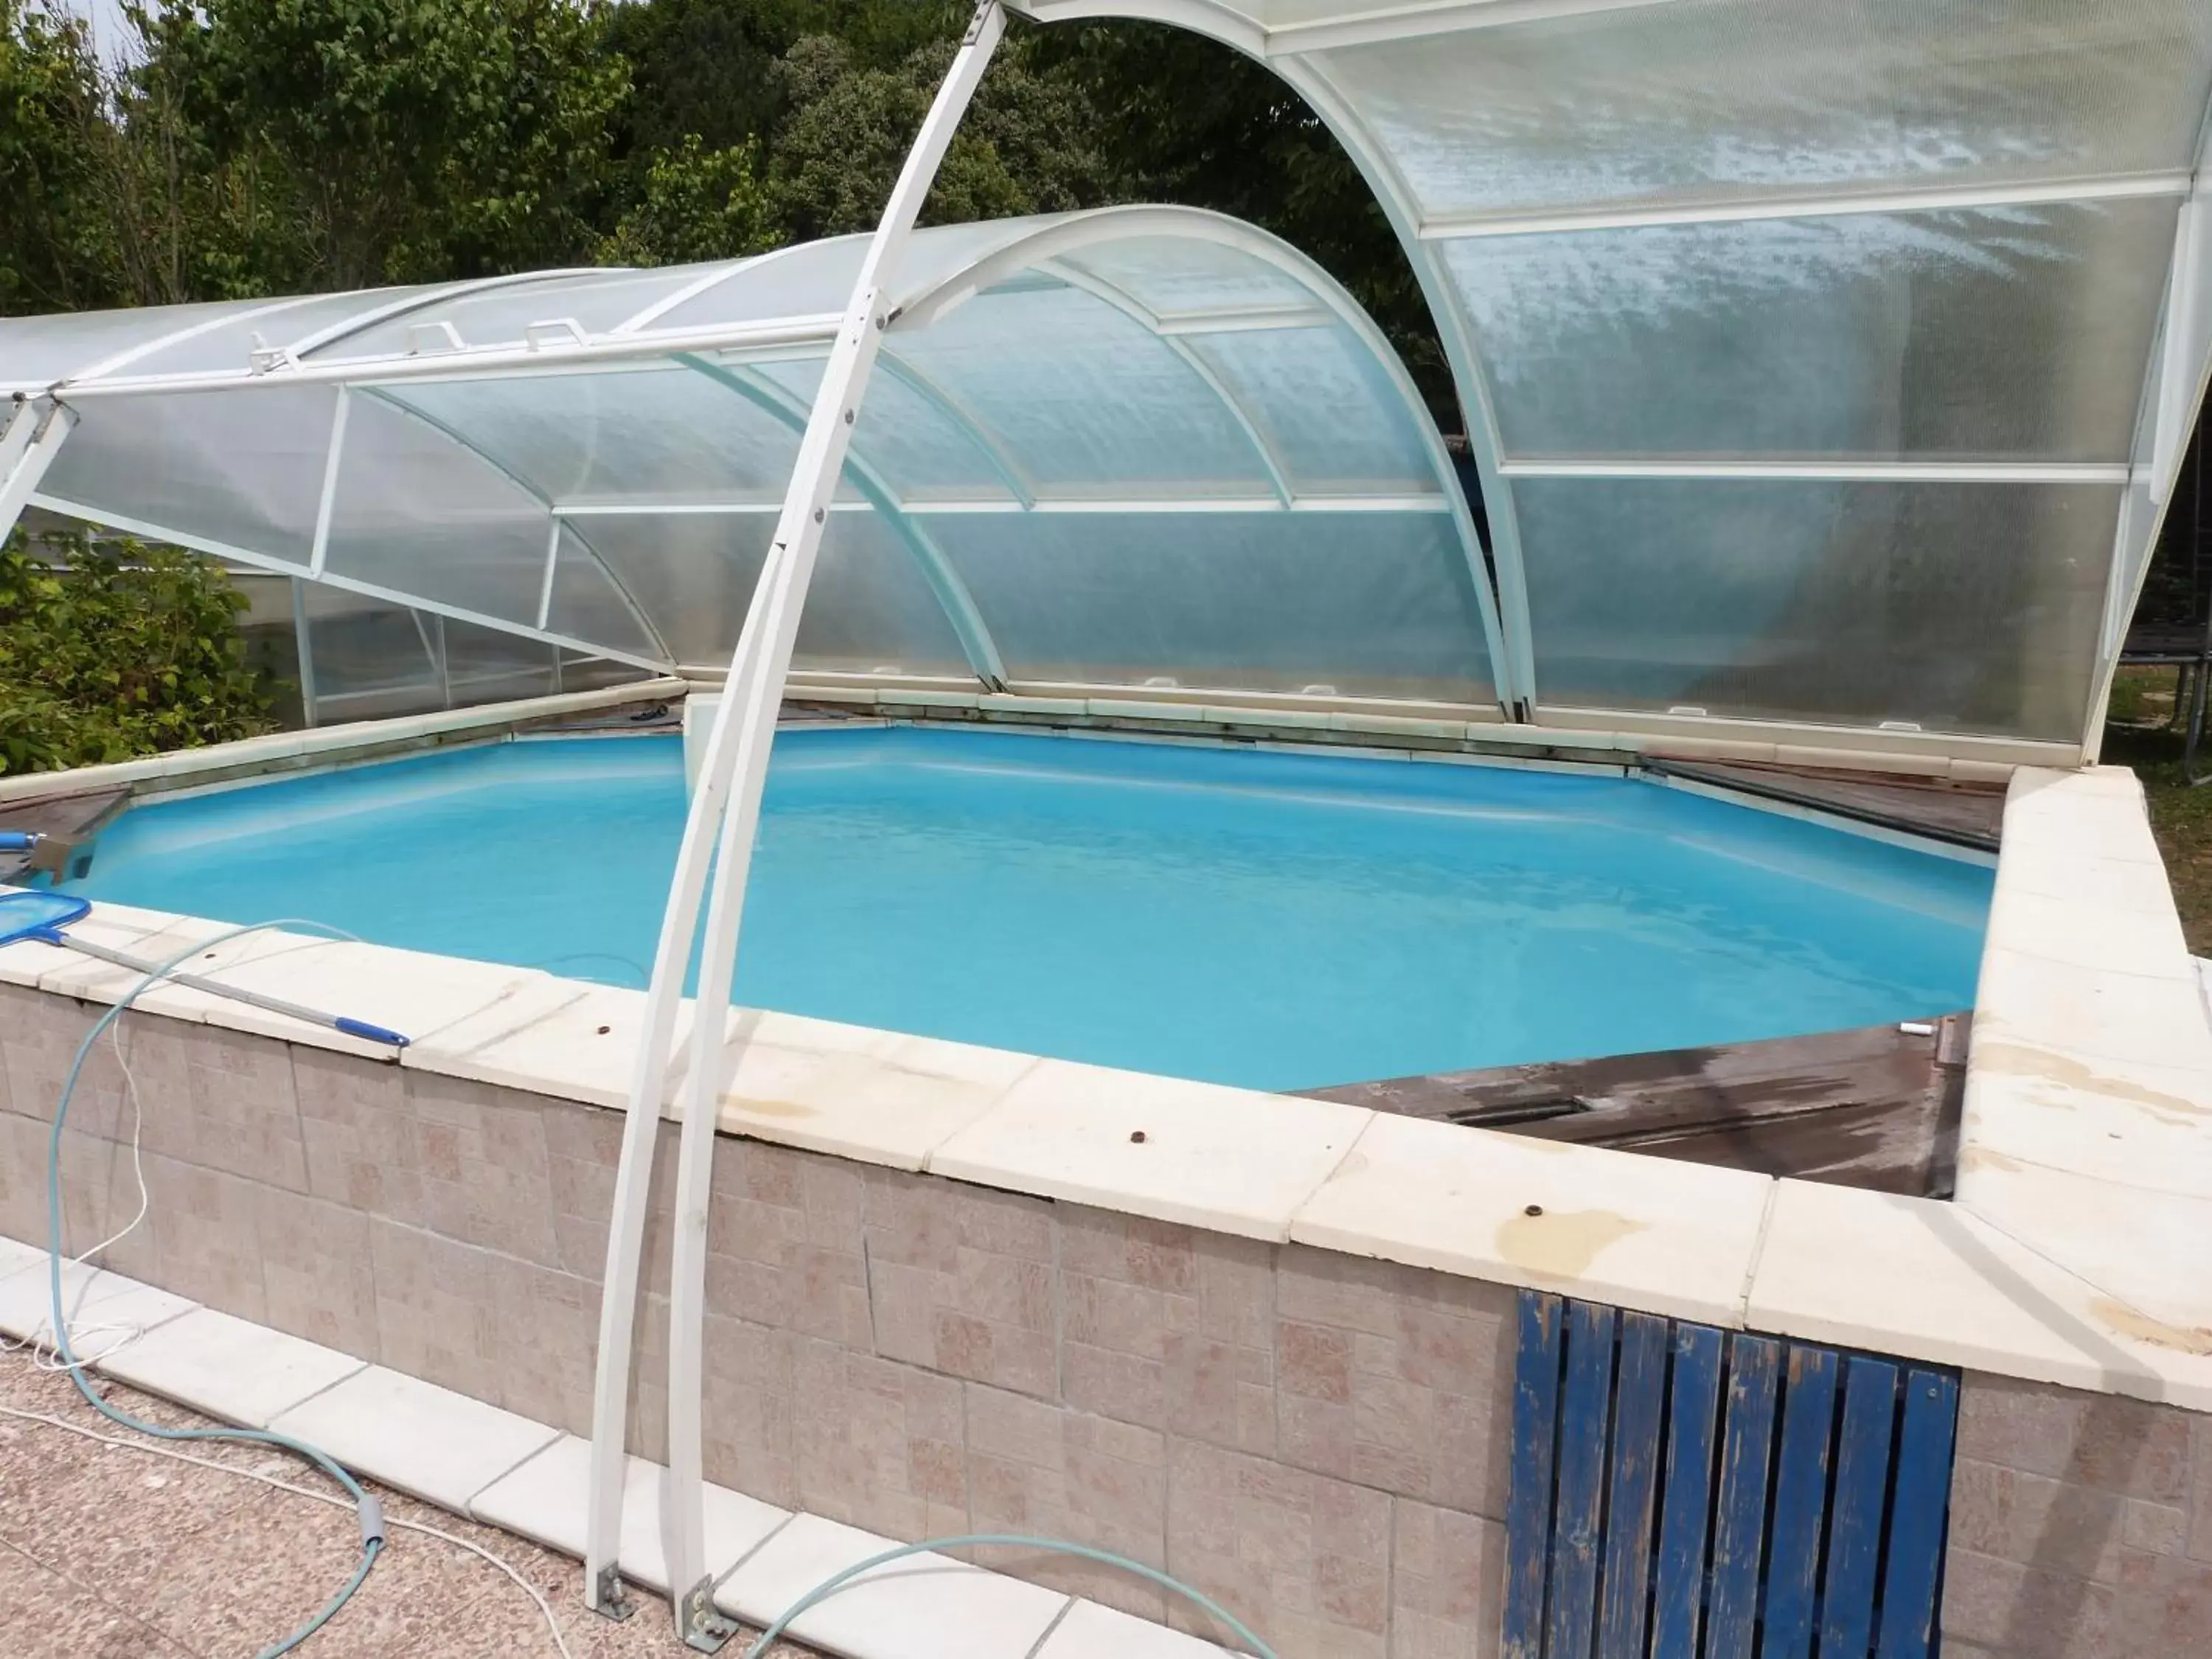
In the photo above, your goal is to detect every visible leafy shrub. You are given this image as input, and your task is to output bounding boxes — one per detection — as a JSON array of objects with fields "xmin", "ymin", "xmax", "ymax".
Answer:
[{"xmin": 0, "ymin": 529, "xmax": 277, "ymax": 775}]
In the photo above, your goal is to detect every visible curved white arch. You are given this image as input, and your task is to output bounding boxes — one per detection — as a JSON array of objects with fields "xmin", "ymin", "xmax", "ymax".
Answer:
[
  {"xmin": 672, "ymin": 351, "xmax": 1012, "ymax": 687},
  {"xmin": 7, "ymin": 202, "xmax": 1514, "ymax": 709},
  {"xmin": 891, "ymin": 201, "xmax": 1513, "ymax": 698}
]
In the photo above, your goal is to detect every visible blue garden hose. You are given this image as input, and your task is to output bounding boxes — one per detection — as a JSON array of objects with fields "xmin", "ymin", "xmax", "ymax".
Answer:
[
  {"xmin": 44, "ymin": 919, "xmax": 389, "ymax": 1658},
  {"xmin": 742, "ymin": 1534, "xmax": 1282, "ymax": 1658}
]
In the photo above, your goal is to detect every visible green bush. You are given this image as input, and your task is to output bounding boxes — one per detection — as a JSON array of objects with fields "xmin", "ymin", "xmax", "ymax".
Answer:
[{"xmin": 0, "ymin": 529, "xmax": 277, "ymax": 775}]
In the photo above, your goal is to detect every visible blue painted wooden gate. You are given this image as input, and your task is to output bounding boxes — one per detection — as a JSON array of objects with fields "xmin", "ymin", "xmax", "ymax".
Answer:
[{"xmin": 1503, "ymin": 1291, "xmax": 1959, "ymax": 1659}]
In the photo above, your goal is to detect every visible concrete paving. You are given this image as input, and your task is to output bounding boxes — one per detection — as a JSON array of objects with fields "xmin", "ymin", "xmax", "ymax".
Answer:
[{"xmin": 0, "ymin": 1349, "xmax": 817, "ymax": 1659}]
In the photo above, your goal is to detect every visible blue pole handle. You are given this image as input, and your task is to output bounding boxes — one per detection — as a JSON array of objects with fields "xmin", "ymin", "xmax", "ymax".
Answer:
[
  {"xmin": 335, "ymin": 1016, "xmax": 411, "ymax": 1048},
  {"xmin": 0, "ymin": 832, "xmax": 36, "ymax": 852}
]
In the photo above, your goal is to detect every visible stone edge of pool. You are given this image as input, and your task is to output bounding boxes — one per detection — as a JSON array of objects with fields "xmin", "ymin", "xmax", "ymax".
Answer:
[{"xmin": 0, "ymin": 706, "xmax": 2204, "ymax": 1410}]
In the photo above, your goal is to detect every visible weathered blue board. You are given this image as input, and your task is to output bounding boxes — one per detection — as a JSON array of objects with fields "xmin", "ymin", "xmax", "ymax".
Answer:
[{"xmin": 1500, "ymin": 1291, "xmax": 1960, "ymax": 1658}]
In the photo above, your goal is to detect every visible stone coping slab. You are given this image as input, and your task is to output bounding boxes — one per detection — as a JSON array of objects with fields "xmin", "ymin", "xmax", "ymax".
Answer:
[
  {"xmin": 4, "ymin": 731, "xmax": 2208, "ymax": 1405},
  {"xmin": 0, "ymin": 677, "xmax": 688, "ymax": 807}
]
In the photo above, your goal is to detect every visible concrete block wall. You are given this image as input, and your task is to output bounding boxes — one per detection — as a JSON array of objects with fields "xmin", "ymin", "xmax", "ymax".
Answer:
[
  {"xmin": 0, "ymin": 984, "xmax": 1506, "ymax": 1658},
  {"xmin": 1943, "ymin": 1373, "xmax": 2212, "ymax": 1658},
  {"xmin": 5, "ymin": 978, "xmax": 2208, "ymax": 1658}
]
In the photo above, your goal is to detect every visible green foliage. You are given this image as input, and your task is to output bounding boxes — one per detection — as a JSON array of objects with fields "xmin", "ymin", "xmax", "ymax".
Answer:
[
  {"xmin": 599, "ymin": 134, "xmax": 776, "ymax": 267},
  {"xmin": 156, "ymin": 0, "xmax": 631, "ymax": 290},
  {"xmin": 0, "ymin": 2, "xmax": 118, "ymax": 310},
  {"xmin": 768, "ymin": 32, "xmax": 1112, "ymax": 242},
  {"xmin": 0, "ymin": 531, "xmax": 276, "ymax": 775}
]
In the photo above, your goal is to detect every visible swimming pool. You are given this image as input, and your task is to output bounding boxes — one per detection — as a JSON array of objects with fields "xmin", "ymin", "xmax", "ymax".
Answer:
[{"xmin": 63, "ymin": 728, "xmax": 1992, "ymax": 1091}]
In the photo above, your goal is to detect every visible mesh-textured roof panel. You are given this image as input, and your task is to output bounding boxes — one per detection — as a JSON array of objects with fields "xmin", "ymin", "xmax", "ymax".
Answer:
[
  {"xmin": 6, "ymin": 207, "xmax": 1490, "ymax": 702},
  {"xmin": 1006, "ymin": 0, "xmax": 2212, "ymax": 751}
]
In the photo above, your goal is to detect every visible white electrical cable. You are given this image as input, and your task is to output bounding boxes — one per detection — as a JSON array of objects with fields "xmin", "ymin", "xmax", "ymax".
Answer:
[
  {"xmin": 0, "ymin": 1391, "xmax": 577, "ymax": 1659},
  {"xmin": 1, "ymin": 1018, "xmax": 155, "ymax": 1374}
]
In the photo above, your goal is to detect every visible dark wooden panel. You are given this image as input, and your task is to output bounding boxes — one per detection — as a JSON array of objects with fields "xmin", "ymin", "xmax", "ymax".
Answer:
[
  {"xmin": 1705, "ymin": 1335, "xmax": 1781, "ymax": 1659},
  {"xmin": 1640, "ymin": 759, "xmax": 2005, "ymax": 849},
  {"xmin": 1652, "ymin": 1322, "xmax": 1725, "ymax": 1658},
  {"xmin": 1504, "ymin": 1291, "xmax": 1564, "ymax": 1659},
  {"xmin": 1876, "ymin": 1369, "xmax": 1961, "ymax": 1659},
  {"xmin": 1760, "ymin": 1345, "xmax": 1840, "ymax": 1659},
  {"xmin": 1821, "ymin": 1357, "xmax": 1902, "ymax": 1658},
  {"xmin": 1598, "ymin": 1312, "xmax": 1670, "ymax": 1659},
  {"xmin": 1548, "ymin": 1301, "xmax": 1616, "ymax": 1659},
  {"xmin": 1301, "ymin": 1015, "xmax": 1969, "ymax": 1197}
]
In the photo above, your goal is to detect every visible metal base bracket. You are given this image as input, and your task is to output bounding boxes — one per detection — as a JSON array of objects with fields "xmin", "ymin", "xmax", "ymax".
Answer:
[
  {"xmin": 592, "ymin": 1564, "xmax": 638, "ymax": 1624},
  {"xmin": 679, "ymin": 1576, "xmax": 740, "ymax": 1652}
]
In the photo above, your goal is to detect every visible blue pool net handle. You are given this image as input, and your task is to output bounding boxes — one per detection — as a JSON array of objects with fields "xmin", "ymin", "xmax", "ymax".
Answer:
[{"xmin": 0, "ymin": 831, "xmax": 37, "ymax": 853}]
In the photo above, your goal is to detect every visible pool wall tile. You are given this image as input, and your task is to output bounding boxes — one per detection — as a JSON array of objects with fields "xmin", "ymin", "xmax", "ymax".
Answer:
[
  {"xmin": 708, "ymin": 1138, "xmax": 874, "ymax": 1351},
  {"xmin": 1390, "ymin": 1496, "xmax": 1509, "ymax": 1659},
  {"xmin": 1165, "ymin": 1435, "xmax": 1394, "ymax": 1658},
  {"xmin": 963, "ymin": 1380, "xmax": 1172, "ymax": 1621},
  {"xmin": 254, "ymin": 1183, "xmax": 380, "ymax": 1357}
]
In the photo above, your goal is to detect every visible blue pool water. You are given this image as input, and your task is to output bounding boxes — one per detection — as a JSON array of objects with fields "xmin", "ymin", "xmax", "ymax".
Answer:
[{"xmin": 63, "ymin": 728, "xmax": 1992, "ymax": 1091}]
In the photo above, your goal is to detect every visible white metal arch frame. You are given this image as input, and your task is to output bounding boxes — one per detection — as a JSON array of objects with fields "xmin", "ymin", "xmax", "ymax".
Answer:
[
  {"xmin": 998, "ymin": 3, "xmax": 1543, "ymax": 710},
  {"xmin": 352, "ymin": 386, "xmax": 678, "ymax": 667},
  {"xmin": 671, "ymin": 349, "xmax": 1012, "ymax": 687},
  {"xmin": 1005, "ymin": 0, "xmax": 2212, "ymax": 752},
  {"xmin": 891, "ymin": 200, "xmax": 1514, "ymax": 692},
  {"xmin": 585, "ymin": 10, "xmax": 1012, "ymax": 1645}
]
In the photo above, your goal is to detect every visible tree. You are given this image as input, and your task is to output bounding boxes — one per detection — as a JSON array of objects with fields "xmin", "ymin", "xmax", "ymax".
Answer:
[
  {"xmin": 148, "ymin": 0, "xmax": 629, "ymax": 291},
  {"xmin": 769, "ymin": 31, "xmax": 1112, "ymax": 243},
  {"xmin": 599, "ymin": 133, "xmax": 777, "ymax": 266},
  {"xmin": 0, "ymin": 1, "xmax": 119, "ymax": 313}
]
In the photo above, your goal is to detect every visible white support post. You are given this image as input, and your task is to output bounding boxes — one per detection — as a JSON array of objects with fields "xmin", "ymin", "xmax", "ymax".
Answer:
[
  {"xmin": 581, "ymin": 5, "xmax": 1007, "ymax": 1647},
  {"xmin": 0, "ymin": 402, "xmax": 77, "ymax": 546},
  {"xmin": 535, "ymin": 516, "xmax": 563, "ymax": 631},
  {"xmin": 308, "ymin": 386, "xmax": 349, "ymax": 577}
]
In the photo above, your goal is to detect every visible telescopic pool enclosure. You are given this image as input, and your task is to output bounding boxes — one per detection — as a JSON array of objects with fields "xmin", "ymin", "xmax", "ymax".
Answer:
[{"xmin": 7, "ymin": 0, "xmax": 2212, "ymax": 1648}]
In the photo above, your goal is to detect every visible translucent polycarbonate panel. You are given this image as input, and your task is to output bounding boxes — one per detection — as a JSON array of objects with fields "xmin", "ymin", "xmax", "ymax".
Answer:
[
  {"xmin": 544, "ymin": 524, "xmax": 662, "ymax": 660},
  {"xmin": 753, "ymin": 352, "xmax": 1018, "ymax": 503},
  {"xmin": 38, "ymin": 384, "xmax": 337, "ymax": 566},
  {"xmin": 642, "ymin": 217, "xmax": 1060, "ymax": 338},
  {"xmin": 931, "ymin": 509, "xmax": 1492, "ymax": 700},
  {"xmin": 118, "ymin": 287, "xmax": 436, "ymax": 379},
  {"xmin": 1515, "ymin": 477, "xmax": 2119, "ymax": 741},
  {"xmin": 1185, "ymin": 324, "xmax": 1438, "ymax": 493},
  {"xmin": 0, "ymin": 299, "xmax": 268, "ymax": 391},
  {"xmin": 892, "ymin": 288, "xmax": 1277, "ymax": 497},
  {"xmin": 568, "ymin": 512, "xmax": 768, "ymax": 667},
  {"xmin": 302, "ymin": 585, "xmax": 444, "ymax": 717},
  {"xmin": 385, "ymin": 368, "xmax": 806, "ymax": 505},
  {"xmin": 574, "ymin": 509, "xmax": 972, "ymax": 675},
  {"xmin": 1054, "ymin": 237, "xmax": 1319, "ymax": 321},
  {"xmin": 310, "ymin": 268, "xmax": 732, "ymax": 361},
  {"xmin": 1449, "ymin": 198, "xmax": 2179, "ymax": 462},
  {"xmin": 440, "ymin": 615, "xmax": 560, "ymax": 704},
  {"xmin": 321, "ymin": 392, "xmax": 557, "ymax": 630},
  {"xmin": 637, "ymin": 238, "xmax": 866, "ymax": 336},
  {"xmin": 1314, "ymin": 0, "xmax": 2212, "ymax": 220}
]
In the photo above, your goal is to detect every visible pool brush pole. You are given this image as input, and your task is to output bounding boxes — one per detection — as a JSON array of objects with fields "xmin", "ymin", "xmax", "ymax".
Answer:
[{"xmin": 46, "ymin": 933, "xmax": 409, "ymax": 1048}]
